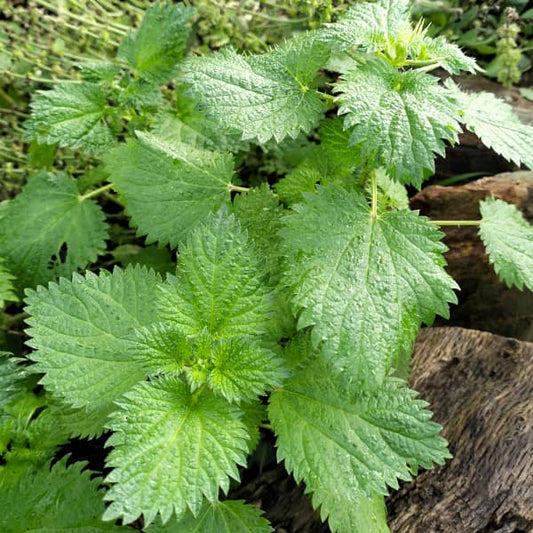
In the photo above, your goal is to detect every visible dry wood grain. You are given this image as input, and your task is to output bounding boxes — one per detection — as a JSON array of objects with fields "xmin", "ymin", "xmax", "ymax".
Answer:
[{"xmin": 388, "ymin": 327, "xmax": 533, "ymax": 533}]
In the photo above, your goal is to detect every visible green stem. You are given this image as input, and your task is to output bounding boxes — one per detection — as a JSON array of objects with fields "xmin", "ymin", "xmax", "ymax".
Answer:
[
  {"xmin": 404, "ymin": 57, "xmax": 445, "ymax": 67},
  {"xmin": 0, "ymin": 88, "xmax": 17, "ymax": 107},
  {"xmin": 44, "ymin": 16, "xmax": 120, "ymax": 47},
  {"xmin": 191, "ymin": 383, "xmax": 207, "ymax": 402},
  {"xmin": 228, "ymin": 183, "xmax": 250, "ymax": 193},
  {"xmin": 430, "ymin": 220, "xmax": 481, "ymax": 226},
  {"xmin": 36, "ymin": 0, "xmax": 127, "ymax": 35},
  {"xmin": 259, "ymin": 423, "xmax": 272, "ymax": 430},
  {"xmin": 0, "ymin": 107, "xmax": 28, "ymax": 118},
  {"xmin": 80, "ymin": 183, "xmax": 113, "ymax": 200},
  {"xmin": 371, "ymin": 171, "xmax": 378, "ymax": 219},
  {"xmin": 4, "ymin": 72, "xmax": 79, "ymax": 84},
  {"xmin": 416, "ymin": 63, "xmax": 443, "ymax": 73},
  {"xmin": 239, "ymin": 9, "xmax": 310, "ymax": 23},
  {"xmin": 345, "ymin": 49, "xmax": 364, "ymax": 63},
  {"xmin": 318, "ymin": 91, "xmax": 335, "ymax": 103}
]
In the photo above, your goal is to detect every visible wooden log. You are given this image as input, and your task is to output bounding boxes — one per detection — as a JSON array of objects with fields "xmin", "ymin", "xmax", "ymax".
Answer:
[{"xmin": 388, "ymin": 327, "xmax": 533, "ymax": 533}]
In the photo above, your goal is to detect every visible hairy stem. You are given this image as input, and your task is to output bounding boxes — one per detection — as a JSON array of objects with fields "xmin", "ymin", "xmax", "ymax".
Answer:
[
  {"xmin": 371, "ymin": 171, "xmax": 378, "ymax": 219},
  {"xmin": 318, "ymin": 91, "xmax": 335, "ymax": 104},
  {"xmin": 430, "ymin": 220, "xmax": 481, "ymax": 226},
  {"xmin": 228, "ymin": 183, "xmax": 250, "ymax": 193},
  {"xmin": 79, "ymin": 183, "xmax": 114, "ymax": 201}
]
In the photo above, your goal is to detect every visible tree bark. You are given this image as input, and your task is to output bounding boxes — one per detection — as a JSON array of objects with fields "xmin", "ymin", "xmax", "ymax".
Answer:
[{"xmin": 388, "ymin": 327, "xmax": 533, "ymax": 533}]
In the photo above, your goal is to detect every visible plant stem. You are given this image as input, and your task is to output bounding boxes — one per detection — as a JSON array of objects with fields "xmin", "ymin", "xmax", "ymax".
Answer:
[
  {"xmin": 79, "ymin": 183, "xmax": 114, "ymax": 200},
  {"xmin": 228, "ymin": 183, "xmax": 250, "ymax": 193},
  {"xmin": 35, "ymin": 0, "xmax": 127, "ymax": 34},
  {"xmin": 318, "ymin": 91, "xmax": 335, "ymax": 103},
  {"xmin": 191, "ymin": 383, "xmax": 207, "ymax": 402},
  {"xmin": 4, "ymin": 72, "xmax": 79, "ymax": 84},
  {"xmin": 371, "ymin": 171, "xmax": 378, "ymax": 219},
  {"xmin": 430, "ymin": 220, "xmax": 481, "ymax": 226}
]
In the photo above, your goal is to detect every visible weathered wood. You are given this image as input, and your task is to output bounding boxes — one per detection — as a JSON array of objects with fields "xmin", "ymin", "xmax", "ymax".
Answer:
[
  {"xmin": 411, "ymin": 172, "xmax": 533, "ymax": 341},
  {"xmin": 388, "ymin": 327, "xmax": 533, "ymax": 533}
]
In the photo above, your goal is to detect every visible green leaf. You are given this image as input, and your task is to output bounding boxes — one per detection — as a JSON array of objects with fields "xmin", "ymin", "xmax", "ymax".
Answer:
[
  {"xmin": 79, "ymin": 61, "xmax": 121, "ymax": 83},
  {"xmin": 452, "ymin": 85, "xmax": 533, "ymax": 169},
  {"xmin": 24, "ymin": 82, "xmax": 114, "ymax": 154},
  {"xmin": 111, "ymin": 244, "xmax": 175, "ymax": 275},
  {"xmin": 321, "ymin": 0, "xmax": 411, "ymax": 52},
  {"xmin": 321, "ymin": 0, "xmax": 478, "ymax": 74},
  {"xmin": 420, "ymin": 36, "xmax": 479, "ymax": 75},
  {"xmin": 180, "ymin": 33, "xmax": 329, "ymax": 143},
  {"xmin": 0, "ymin": 259, "xmax": 16, "ymax": 306},
  {"xmin": 334, "ymin": 59, "xmax": 460, "ymax": 187},
  {"xmin": 118, "ymin": 3, "xmax": 193, "ymax": 83},
  {"xmin": 104, "ymin": 377, "xmax": 249, "ymax": 525},
  {"xmin": 158, "ymin": 211, "xmax": 274, "ymax": 340},
  {"xmin": 0, "ymin": 171, "xmax": 108, "ymax": 291},
  {"xmin": 269, "ymin": 362, "xmax": 449, "ymax": 529},
  {"xmin": 274, "ymin": 162, "xmax": 322, "ymax": 205},
  {"xmin": 280, "ymin": 186, "xmax": 457, "ymax": 386},
  {"xmin": 232, "ymin": 185, "xmax": 296, "ymax": 337},
  {"xmin": 479, "ymin": 198, "xmax": 533, "ymax": 290},
  {"xmin": 232, "ymin": 185, "xmax": 284, "ymax": 267},
  {"xmin": 325, "ymin": 493, "xmax": 389, "ymax": 533},
  {"xmin": 375, "ymin": 168, "xmax": 409, "ymax": 210},
  {"xmin": 117, "ymin": 79, "xmax": 163, "ymax": 109},
  {"xmin": 33, "ymin": 399, "xmax": 113, "ymax": 441},
  {"xmin": 274, "ymin": 119, "xmax": 360, "ymax": 206},
  {"xmin": 0, "ymin": 353, "xmax": 24, "ymax": 409},
  {"xmin": 134, "ymin": 325, "xmax": 284, "ymax": 403},
  {"xmin": 104, "ymin": 134, "xmax": 233, "ymax": 247},
  {"xmin": 318, "ymin": 117, "xmax": 359, "ymax": 169},
  {"xmin": 152, "ymin": 91, "xmax": 249, "ymax": 153},
  {"xmin": 147, "ymin": 500, "xmax": 273, "ymax": 532},
  {"xmin": 0, "ymin": 457, "xmax": 122, "ymax": 532},
  {"xmin": 25, "ymin": 266, "xmax": 161, "ymax": 423}
]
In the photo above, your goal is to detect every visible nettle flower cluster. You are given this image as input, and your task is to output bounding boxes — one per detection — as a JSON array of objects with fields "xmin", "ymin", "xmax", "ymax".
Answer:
[{"xmin": 0, "ymin": 1, "xmax": 532, "ymax": 531}]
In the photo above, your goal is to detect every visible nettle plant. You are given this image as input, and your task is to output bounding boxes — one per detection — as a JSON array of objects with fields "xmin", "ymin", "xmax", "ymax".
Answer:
[{"xmin": 1, "ymin": 1, "xmax": 533, "ymax": 531}]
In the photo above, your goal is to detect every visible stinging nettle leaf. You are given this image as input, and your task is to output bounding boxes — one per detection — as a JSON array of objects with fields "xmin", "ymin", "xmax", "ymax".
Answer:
[
  {"xmin": 321, "ymin": 0, "xmax": 478, "ymax": 75},
  {"xmin": 320, "ymin": 0, "xmax": 411, "ymax": 52},
  {"xmin": 269, "ymin": 361, "xmax": 449, "ymax": 529},
  {"xmin": 104, "ymin": 376, "xmax": 250, "ymax": 525},
  {"xmin": 325, "ymin": 492, "xmax": 389, "ymax": 533},
  {"xmin": 134, "ymin": 324, "xmax": 284, "ymax": 403},
  {"xmin": 0, "ymin": 259, "xmax": 16, "ymax": 307},
  {"xmin": 24, "ymin": 265, "xmax": 161, "ymax": 428},
  {"xmin": 152, "ymin": 88, "xmax": 249, "ymax": 153},
  {"xmin": 479, "ymin": 197, "xmax": 533, "ymax": 291},
  {"xmin": 451, "ymin": 84, "xmax": 533, "ymax": 169},
  {"xmin": 180, "ymin": 33, "xmax": 329, "ymax": 144},
  {"xmin": 419, "ymin": 36, "xmax": 479, "ymax": 75},
  {"xmin": 147, "ymin": 500, "xmax": 273, "ymax": 532},
  {"xmin": 104, "ymin": 133, "xmax": 233, "ymax": 248},
  {"xmin": 24, "ymin": 82, "xmax": 114, "ymax": 154},
  {"xmin": 334, "ymin": 59, "xmax": 461, "ymax": 187},
  {"xmin": 158, "ymin": 211, "xmax": 274, "ymax": 340},
  {"xmin": 0, "ymin": 171, "xmax": 108, "ymax": 291},
  {"xmin": 118, "ymin": 3, "xmax": 193, "ymax": 83},
  {"xmin": 0, "ymin": 457, "xmax": 122, "ymax": 532},
  {"xmin": 0, "ymin": 353, "xmax": 24, "ymax": 409},
  {"xmin": 280, "ymin": 186, "xmax": 457, "ymax": 386}
]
